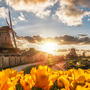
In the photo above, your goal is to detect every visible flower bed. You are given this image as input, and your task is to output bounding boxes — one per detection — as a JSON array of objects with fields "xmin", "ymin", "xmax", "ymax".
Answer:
[{"xmin": 0, "ymin": 65, "xmax": 90, "ymax": 90}]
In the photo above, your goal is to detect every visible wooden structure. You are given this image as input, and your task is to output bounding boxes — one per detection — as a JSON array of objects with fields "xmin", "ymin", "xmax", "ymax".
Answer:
[
  {"xmin": 0, "ymin": 10, "xmax": 21, "ymax": 55},
  {"xmin": 0, "ymin": 26, "xmax": 13, "ymax": 48},
  {"xmin": 67, "ymin": 48, "xmax": 77, "ymax": 58}
]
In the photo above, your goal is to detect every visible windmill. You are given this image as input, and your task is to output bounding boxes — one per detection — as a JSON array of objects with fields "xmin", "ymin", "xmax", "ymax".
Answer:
[
  {"xmin": 6, "ymin": 10, "xmax": 17, "ymax": 48},
  {"xmin": 0, "ymin": 10, "xmax": 19, "ymax": 54}
]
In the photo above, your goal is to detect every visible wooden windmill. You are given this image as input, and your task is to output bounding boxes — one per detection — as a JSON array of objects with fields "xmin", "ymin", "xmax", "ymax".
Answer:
[
  {"xmin": 0, "ymin": 10, "xmax": 19, "ymax": 54},
  {"xmin": 0, "ymin": 10, "xmax": 17, "ymax": 48}
]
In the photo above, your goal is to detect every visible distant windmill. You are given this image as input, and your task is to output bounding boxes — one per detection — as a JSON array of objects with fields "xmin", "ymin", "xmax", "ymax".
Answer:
[{"xmin": 0, "ymin": 10, "xmax": 17, "ymax": 48}]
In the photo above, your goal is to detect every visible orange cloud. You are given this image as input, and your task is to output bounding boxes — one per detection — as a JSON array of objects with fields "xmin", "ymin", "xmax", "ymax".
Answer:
[
  {"xmin": 55, "ymin": 6, "xmax": 90, "ymax": 26},
  {"xmin": 54, "ymin": 0, "xmax": 90, "ymax": 26},
  {"xmin": 5, "ymin": 0, "xmax": 57, "ymax": 18},
  {"xmin": 60, "ymin": 0, "xmax": 90, "ymax": 8},
  {"xmin": 22, "ymin": 0, "xmax": 47, "ymax": 4}
]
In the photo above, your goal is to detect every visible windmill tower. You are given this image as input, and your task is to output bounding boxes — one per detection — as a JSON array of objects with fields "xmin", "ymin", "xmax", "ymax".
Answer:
[{"xmin": 0, "ymin": 10, "xmax": 18, "ymax": 54}]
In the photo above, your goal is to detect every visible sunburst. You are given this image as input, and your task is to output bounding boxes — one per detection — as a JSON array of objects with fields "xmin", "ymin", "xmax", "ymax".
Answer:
[{"xmin": 42, "ymin": 43, "xmax": 57, "ymax": 54}]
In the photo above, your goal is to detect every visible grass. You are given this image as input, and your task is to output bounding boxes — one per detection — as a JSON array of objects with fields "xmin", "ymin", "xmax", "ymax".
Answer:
[
  {"xmin": 21, "ymin": 65, "xmax": 37, "ymax": 74},
  {"xmin": 64, "ymin": 59, "xmax": 90, "ymax": 70},
  {"xmin": 65, "ymin": 57, "xmax": 90, "ymax": 61},
  {"xmin": 65, "ymin": 58, "xmax": 82, "ymax": 61}
]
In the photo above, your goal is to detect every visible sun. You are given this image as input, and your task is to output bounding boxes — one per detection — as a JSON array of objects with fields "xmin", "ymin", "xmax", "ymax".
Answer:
[{"xmin": 41, "ymin": 43, "xmax": 57, "ymax": 54}]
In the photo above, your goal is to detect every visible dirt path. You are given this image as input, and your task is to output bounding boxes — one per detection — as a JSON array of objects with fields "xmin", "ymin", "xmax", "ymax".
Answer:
[
  {"xmin": 50, "ymin": 61, "xmax": 65, "ymax": 71},
  {"xmin": 12, "ymin": 60, "xmax": 66, "ymax": 72},
  {"xmin": 12, "ymin": 61, "xmax": 45, "ymax": 72}
]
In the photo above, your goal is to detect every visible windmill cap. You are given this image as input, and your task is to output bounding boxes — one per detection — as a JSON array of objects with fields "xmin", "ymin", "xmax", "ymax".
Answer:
[{"xmin": 1, "ymin": 26, "xmax": 10, "ymax": 30}]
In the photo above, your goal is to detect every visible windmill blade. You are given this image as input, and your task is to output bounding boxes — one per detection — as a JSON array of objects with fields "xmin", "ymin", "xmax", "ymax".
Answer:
[
  {"xmin": 11, "ymin": 28, "xmax": 16, "ymax": 35},
  {"xmin": 9, "ymin": 10, "xmax": 17, "ymax": 48},
  {"xmin": 6, "ymin": 18, "xmax": 16, "ymax": 34},
  {"xmin": 6, "ymin": 18, "xmax": 10, "ymax": 26},
  {"xmin": 9, "ymin": 10, "xmax": 12, "ymax": 28},
  {"xmin": 10, "ymin": 28, "xmax": 16, "ymax": 35}
]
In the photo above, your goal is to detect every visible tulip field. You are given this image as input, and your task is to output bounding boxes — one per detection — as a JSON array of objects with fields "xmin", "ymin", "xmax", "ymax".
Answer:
[{"xmin": 1, "ymin": 65, "xmax": 90, "ymax": 90}]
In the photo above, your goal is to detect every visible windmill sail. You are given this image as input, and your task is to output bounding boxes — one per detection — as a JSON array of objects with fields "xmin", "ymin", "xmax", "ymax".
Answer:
[
  {"xmin": 9, "ymin": 10, "xmax": 17, "ymax": 48},
  {"xmin": 6, "ymin": 18, "xmax": 10, "ymax": 26},
  {"xmin": 6, "ymin": 18, "xmax": 16, "ymax": 34}
]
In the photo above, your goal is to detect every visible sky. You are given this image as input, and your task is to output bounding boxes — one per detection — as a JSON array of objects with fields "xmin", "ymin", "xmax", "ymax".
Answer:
[{"xmin": 0, "ymin": 0, "xmax": 90, "ymax": 56}]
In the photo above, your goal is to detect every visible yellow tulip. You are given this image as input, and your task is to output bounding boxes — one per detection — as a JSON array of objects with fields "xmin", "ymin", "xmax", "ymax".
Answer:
[
  {"xmin": 31, "ymin": 65, "xmax": 54, "ymax": 90},
  {"xmin": 30, "ymin": 67, "xmax": 37, "ymax": 83},
  {"xmin": 57, "ymin": 76, "xmax": 69, "ymax": 90},
  {"xmin": 20, "ymin": 74, "xmax": 35, "ymax": 90},
  {"xmin": 76, "ymin": 75, "xmax": 86, "ymax": 83},
  {"xmin": 2, "ymin": 66, "xmax": 90, "ymax": 90},
  {"xmin": 70, "ymin": 81, "xmax": 77, "ymax": 90},
  {"xmin": 9, "ymin": 69, "xmax": 17, "ymax": 78},
  {"xmin": 76, "ymin": 85, "xmax": 87, "ymax": 90},
  {"xmin": 0, "ymin": 69, "xmax": 10, "ymax": 90},
  {"xmin": 0, "ymin": 69, "xmax": 23, "ymax": 90}
]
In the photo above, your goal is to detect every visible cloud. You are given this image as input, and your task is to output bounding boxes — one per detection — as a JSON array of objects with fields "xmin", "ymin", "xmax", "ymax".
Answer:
[
  {"xmin": 16, "ymin": 35, "xmax": 43, "ymax": 43},
  {"xmin": 5, "ymin": 0, "xmax": 57, "ymax": 18},
  {"xmin": 12, "ymin": 21, "xmax": 17, "ymax": 25},
  {"xmin": 16, "ymin": 35, "xmax": 90, "ymax": 45},
  {"xmin": 44, "ymin": 37, "xmax": 54, "ymax": 43},
  {"xmin": 88, "ymin": 19, "xmax": 90, "ymax": 21},
  {"xmin": 33, "ymin": 35, "xmax": 43, "ymax": 42},
  {"xmin": 54, "ymin": 35, "xmax": 90, "ymax": 45},
  {"xmin": 54, "ymin": 49, "xmax": 68, "ymax": 52},
  {"xmin": 79, "ymin": 37, "xmax": 90, "ymax": 44},
  {"xmin": 18, "ymin": 12, "xmax": 25, "ymax": 21},
  {"xmin": 54, "ymin": 35, "xmax": 79, "ymax": 44},
  {"xmin": 54, "ymin": 0, "xmax": 90, "ymax": 26},
  {"xmin": 60, "ymin": 0, "xmax": 90, "ymax": 8},
  {"xmin": 0, "ymin": 7, "xmax": 8, "ymax": 18},
  {"xmin": 15, "ymin": 35, "xmax": 31, "ymax": 50},
  {"xmin": 78, "ymin": 33, "xmax": 88, "ymax": 37}
]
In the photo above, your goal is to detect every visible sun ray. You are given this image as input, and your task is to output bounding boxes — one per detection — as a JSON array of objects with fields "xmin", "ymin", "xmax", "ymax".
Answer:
[{"xmin": 41, "ymin": 42, "xmax": 57, "ymax": 54}]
